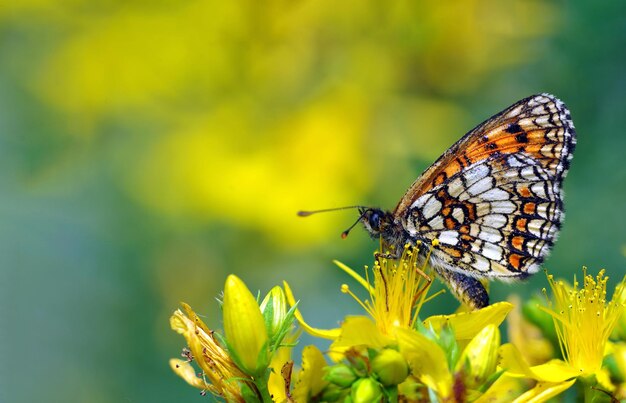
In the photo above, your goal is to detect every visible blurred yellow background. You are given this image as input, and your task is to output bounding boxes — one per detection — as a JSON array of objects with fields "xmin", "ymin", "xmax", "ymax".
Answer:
[{"xmin": 1, "ymin": 1, "xmax": 624, "ymax": 401}]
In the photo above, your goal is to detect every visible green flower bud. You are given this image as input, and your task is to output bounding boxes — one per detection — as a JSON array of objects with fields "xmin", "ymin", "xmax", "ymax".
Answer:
[
  {"xmin": 351, "ymin": 378, "xmax": 383, "ymax": 403},
  {"xmin": 260, "ymin": 285, "xmax": 288, "ymax": 339},
  {"xmin": 398, "ymin": 377, "xmax": 423, "ymax": 401},
  {"xmin": 222, "ymin": 275, "xmax": 269, "ymax": 376},
  {"xmin": 320, "ymin": 383, "xmax": 348, "ymax": 402},
  {"xmin": 371, "ymin": 348, "xmax": 409, "ymax": 386},
  {"xmin": 456, "ymin": 324, "xmax": 500, "ymax": 386},
  {"xmin": 325, "ymin": 364, "xmax": 358, "ymax": 387}
]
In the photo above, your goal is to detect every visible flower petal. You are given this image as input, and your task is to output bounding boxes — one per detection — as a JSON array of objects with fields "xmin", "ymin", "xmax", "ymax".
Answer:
[
  {"xmin": 474, "ymin": 374, "xmax": 524, "ymax": 403},
  {"xmin": 283, "ymin": 281, "xmax": 341, "ymax": 339},
  {"xmin": 511, "ymin": 379, "xmax": 575, "ymax": 403},
  {"xmin": 169, "ymin": 358, "xmax": 213, "ymax": 391},
  {"xmin": 292, "ymin": 345, "xmax": 328, "ymax": 401},
  {"xmin": 397, "ymin": 327, "xmax": 453, "ymax": 399},
  {"xmin": 531, "ymin": 361, "xmax": 581, "ymax": 383},
  {"xmin": 499, "ymin": 344, "xmax": 579, "ymax": 383},
  {"xmin": 268, "ymin": 345, "xmax": 293, "ymax": 402},
  {"xmin": 594, "ymin": 367, "xmax": 615, "ymax": 392},
  {"xmin": 457, "ymin": 324, "xmax": 500, "ymax": 385},
  {"xmin": 330, "ymin": 316, "xmax": 391, "ymax": 351},
  {"xmin": 424, "ymin": 302, "xmax": 513, "ymax": 341}
]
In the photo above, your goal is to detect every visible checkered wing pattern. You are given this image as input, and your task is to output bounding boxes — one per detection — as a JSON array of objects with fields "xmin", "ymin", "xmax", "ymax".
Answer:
[{"xmin": 397, "ymin": 94, "xmax": 576, "ymax": 279}]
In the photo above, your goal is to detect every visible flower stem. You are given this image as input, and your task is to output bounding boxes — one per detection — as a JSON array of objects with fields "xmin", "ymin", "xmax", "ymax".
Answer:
[
  {"xmin": 579, "ymin": 376, "xmax": 596, "ymax": 403},
  {"xmin": 254, "ymin": 375, "xmax": 273, "ymax": 403}
]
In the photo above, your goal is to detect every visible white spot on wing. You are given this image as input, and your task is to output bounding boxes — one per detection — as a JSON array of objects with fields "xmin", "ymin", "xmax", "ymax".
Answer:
[
  {"xmin": 447, "ymin": 178, "xmax": 464, "ymax": 198},
  {"xmin": 506, "ymin": 105, "xmax": 524, "ymax": 118},
  {"xmin": 528, "ymin": 219, "xmax": 547, "ymax": 238},
  {"xmin": 535, "ymin": 115, "xmax": 550, "ymax": 126},
  {"xmin": 521, "ymin": 166, "xmax": 538, "ymax": 181},
  {"xmin": 482, "ymin": 243, "xmax": 503, "ymax": 261},
  {"xmin": 478, "ymin": 227, "xmax": 503, "ymax": 243},
  {"xmin": 527, "ymin": 262, "xmax": 541, "ymax": 274},
  {"xmin": 467, "ymin": 177, "xmax": 493, "ymax": 196},
  {"xmin": 473, "ymin": 255, "xmax": 491, "ymax": 272},
  {"xmin": 489, "ymin": 201, "xmax": 517, "ymax": 214},
  {"xmin": 507, "ymin": 155, "xmax": 525, "ymax": 167},
  {"xmin": 412, "ymin": 194, "xmax": 432, "ymax": 209},
  {"xmin": 479, "ymin": 214, "xmax": 507, "ymax": 229},
  {"xmin": 478, "ymin": 188, "xmax": 510, "ymax": 201},
  {"xmin": 530, "ymin": 183, "xmax": 547, "ymax": 198},
  {"xmin": 422, "ymin": 197, "xmax": 443, "ymax": 219},
  {"xmin": 427, "ymin": 215, "xmax": 444, "ymax": 230},
  {"xmin": 452, "ymin": 208, "xmax": 465, "ymax": 223},
  {"xmin": 536, "ymin": 203, "xmax": 551, "ymax": 219},
  {"xmin": 463, "ymin": 163, "xmax": 490, "ymax": 186},
  {"xmin": 438, "ymin": 230, "xmax": 459, "ymax": 246}
]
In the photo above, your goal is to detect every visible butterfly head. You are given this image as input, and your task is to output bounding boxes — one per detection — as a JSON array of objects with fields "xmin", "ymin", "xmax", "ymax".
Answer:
[{"xmin": 358, "ymin": 207, "xmax": 396, "ymax": 239}]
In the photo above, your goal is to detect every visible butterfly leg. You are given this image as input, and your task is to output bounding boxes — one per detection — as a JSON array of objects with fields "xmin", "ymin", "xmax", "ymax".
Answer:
[
  {"xmin": 374, "ymin": 251, "xmax": 400, "ymax": 260},
  {"xmin": 434, "ymin": 268, "xmax": 489, "ymax": 309}
]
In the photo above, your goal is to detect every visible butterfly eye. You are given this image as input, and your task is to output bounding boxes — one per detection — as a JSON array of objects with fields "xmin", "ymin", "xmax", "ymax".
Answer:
[{"xmin": 370, "ymin": 211, "xmax": 381, "ymax": 230}]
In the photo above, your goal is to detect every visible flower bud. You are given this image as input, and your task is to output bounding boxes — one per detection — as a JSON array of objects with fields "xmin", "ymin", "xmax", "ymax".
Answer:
[
  {"xmin": 260, "ymin": 285, "xmax": 288, "ymax": 339},
  {"xmin": 325, "ymin": 364, "xmax": 358, "ymax": 387},
  {"xmin": 398, "ymin": 377, "xmax": 423, "ymax": 401},
  {"xmin": 457, "ymin": 324, "xmax": 500, "ymax": 386},
  {"xmin": 320, "ymin": 383, "xmax": 348, "ymax": 402},
  {"xmin": 351, "ymin": 378, "xmax": 383, "ymax": 403},
  {"xmin": 372, "ymin": 348, "xmax": 409, "ymax": 386},
  {"xmin": 223, "ymin": 274, "xmax": 269, "ymax": 376}
]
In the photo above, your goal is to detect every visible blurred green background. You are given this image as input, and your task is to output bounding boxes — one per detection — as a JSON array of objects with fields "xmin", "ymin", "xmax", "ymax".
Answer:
[{"xmin": 1, "ymin": 1, "xmax": 625, "ymax": 402}]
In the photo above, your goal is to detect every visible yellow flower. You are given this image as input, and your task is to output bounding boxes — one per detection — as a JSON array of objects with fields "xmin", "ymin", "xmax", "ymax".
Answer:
[
  {"xmin": 338, "ymin": 243, "xmax": 434, "ymax": 335},
  {"xmin": 169, "ymin": 303, "xmax": 248, "ymax": 402},
  {"xmin": 543, "ymin": 269, "xmax": 625, "ymax": 377},
  {"xmin": 222, "ymin": 274, "xmax": 270, "ymax": 377},
  {"xmin": 502, "ymin": 268, "xmax": 626, "ymax": 400},
  {"xmin": 284, "ymin": 243, "xmax": 434, "ymax": 341}
]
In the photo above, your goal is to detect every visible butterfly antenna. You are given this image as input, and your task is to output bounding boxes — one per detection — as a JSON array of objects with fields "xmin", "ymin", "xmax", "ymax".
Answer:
[
  {"xmin": 297, "ymin": 206, "xmax": 366, "ymax": 217},
  {"xmin": 340, "ymin": 209, "xmax": 370, "ymax": 239},
  {"xmin": 297, "ymin": 206, "xmax": 369, "ymax": 239}
]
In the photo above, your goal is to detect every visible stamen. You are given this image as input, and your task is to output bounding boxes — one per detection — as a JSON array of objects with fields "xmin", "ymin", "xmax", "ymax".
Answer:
[{"xmin": 341, "ymin": 284, "xmax": 374, "ymax": 317}]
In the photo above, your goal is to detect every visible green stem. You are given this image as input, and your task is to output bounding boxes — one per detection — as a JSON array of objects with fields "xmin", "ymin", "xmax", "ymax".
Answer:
[
  {"xmin": 583, "ymin": 384, "xmax": 593, "ymax": 403},
  {"xmin": 254, "ymin": 374, "xmax": 273, "ymax": 403},
  {"xmin": 579, "ymin": 375, "xmax": 596, "ymax": 403}
]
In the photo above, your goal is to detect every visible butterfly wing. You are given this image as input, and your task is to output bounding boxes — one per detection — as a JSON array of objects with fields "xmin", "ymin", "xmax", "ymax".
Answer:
[{"xmin": 396, "ymin": 94, "xmax": 576, "ymax": 279}]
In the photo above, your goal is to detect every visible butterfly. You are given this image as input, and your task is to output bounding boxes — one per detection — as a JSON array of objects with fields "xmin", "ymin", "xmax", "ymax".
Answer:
[{"xmin": 301, "ymin": 94, "xmax": 576, "ymax": 309}]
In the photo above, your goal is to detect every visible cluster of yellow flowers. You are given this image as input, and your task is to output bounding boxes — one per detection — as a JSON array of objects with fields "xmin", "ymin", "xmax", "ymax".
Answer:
[{"xmin": 170, "ymin": 244, "xmax": 626, "ymax": 402}]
